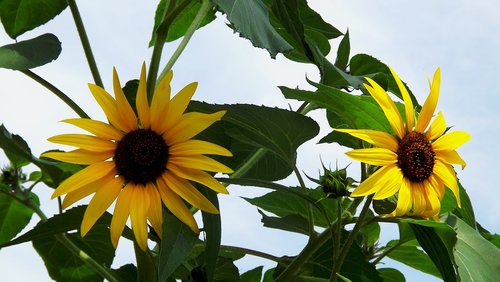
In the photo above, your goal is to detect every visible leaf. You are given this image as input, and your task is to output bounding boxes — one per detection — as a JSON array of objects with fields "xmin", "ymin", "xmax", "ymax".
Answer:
[
  {"xmin": 0, "ymin": 0, "xmax": 67, "ymax": 38},
  {"xmin": 384, "ymin": 239, "xmax": 441, "ymax": 278},
  {"xmin": 335, "ymin": 30, "xmax": 350, "ymax": 70},
  {"xmin": 377, "ymin": 268, "xmax": 405, "ymax": 282},
  {"xmin": 477, "ymin": 223, "xmax": 500, "ymax": 248},
  {"xmin": 441, "ymin": 182, "xmax": 476, "ymax": 228},
  {"xmin": 149, "ymin": 0, "xmax": 216, "ymax": 46},
  {"xmin": 0, "ymin": 33, "xmax": 62, "ymax": 70},
  {"xmin": 359, "ymin": 209, "xmax": 380, "ymax": 247},
  {"xmin": 113, "ymin": 264, "xmax": 138, "ymax": 282},
  {"xmin": 257, "ymin": 209, "xmax": 309, "ymax": 235},
  {"xmin": 213, "ymin": 257, "xmax": 240, "ymax": 281},
  {"xmin": 33, "ymin": 224, "xmax": 115, "ymax": 282},
  {"xmin": 241, "ymin": 266, "xmax": 263, "ymax": 282},
  {"xmin": 0, "ymin": 185, "xmax": 38, "ymax": 246},
  {"xmin": 213, "ymin": 0, "xmax": 293, "ymax": 58},
  {"xmin": 445, "ymin": 215, "xmax": 500, "ymax": 282},
  {"xmin": 158, "ymin": 211, "xmax": 199, "ymax": 281},
  {"xmin": 200, "ymin": 186, "xmax": 222, "ymax": 282}
]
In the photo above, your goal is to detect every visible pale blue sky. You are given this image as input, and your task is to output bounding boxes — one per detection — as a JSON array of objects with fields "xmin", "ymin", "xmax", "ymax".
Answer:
[{"xmin": 0, "ymin": 1, "xmax": 498, "ymax": 281}]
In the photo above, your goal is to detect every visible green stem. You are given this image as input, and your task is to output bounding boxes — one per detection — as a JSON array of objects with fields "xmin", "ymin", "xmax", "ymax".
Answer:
[
  {"xmin": 334, "ymin": 199, "xmax": 342, "ymax": 261},
  {"xmin": 66, "ymin": 0, "xmax": 103, "ymax": 88},
  {"xmin": 294, "ymin": 166, "xmax": 316, "ymax": 239},
  {"xmin": 372, "ymin": 240, "xmax": 403, "ymax": 265},
  {"xmin": 147, "ymin": 0, "xmax": 193, "ymax": 99},
  {"xmin": 218, "ymin": 245, "xmax": 280, "ymax": 262},
  {"xmin": 20, "ymin": 70, "xmax": 89, "ymax": 118},
  {"xmin": 229, "ymin": 148, "xmax": 267, "ymax": 179},
  {"xmin": 157, "ymin": 0, "xmax": 213, "ymax": 84},
  {"xmin": 134, "ymin": 242, "xmax": 157, "ymax": 282},
  {"xmin": 330, "ymin": 195, "xmax": 373, "ymax": 281}
]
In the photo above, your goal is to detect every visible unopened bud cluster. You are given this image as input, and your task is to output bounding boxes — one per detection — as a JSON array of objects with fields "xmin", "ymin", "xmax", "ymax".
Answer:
[{"xmin": 319, "ymin": 165, "xmax": 354, "ymax": 199}]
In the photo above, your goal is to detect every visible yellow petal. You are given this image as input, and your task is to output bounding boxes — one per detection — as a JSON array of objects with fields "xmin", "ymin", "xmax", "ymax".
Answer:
[
  {"xmin": 150, "ymin": 70, "xmax": 173, "ymax": 132},
  {"xmin": 345, "ymin": 148, "xmax": 398, "ymax": 166},
  {"xmin": 88, "ymin": 84, "xmax": 130, "ymax": 132},
  {"xmin": 156, "ymin": 178, "xmax": 199, "ymax": 233},
  {"xmin": 422, "ymin": 183, "xmax": 441, "ymax": 219},
  {"xmin": 432, "ymin": 131, "xmax": 471, "ymax": 152},
  {"xmin": 169, "ymin": 140, "xmax": 232, "ymax": 157},
  {"xmin": 167, "ymin": 163, "xmax": 228, "ymax": 194},
  {"xmin": 52, "ymin": 161, "xmax": 115, "ymax": 198},
  {"xmin": 42, "ymin": 149, "xmax": 113, "ymax": 165},
  {"xmin": 433, "ymin": 160, "xmax": 460, "ymax": 207},
  {"xmin": 113, "ymin": 67, "xmax": 138, "ymax": 131},
  {"xmin": 130, "ymin": 184, "xmax": 150, "ymax": 251},
  {"xmin": 416, "ymin": 68, "xmax": 441, "ymax": 132},
  {"xmin": 393, "ymin": 178, "xmax": 412, "ymax": 216},
  {"xmin": 162, "ymin": 172, "xmax": 219, "ymax": 214},
  {"xmin": 169, "ymin": 155, "xmax": 233, "ymax": 174},
  {"xmin": 48, "ymin": 134, "xmax": 116, "ymax": 152},
  {"xmin": 373, "ymin": 166, "xmax": 404, "ymax": 200},
  {"xmin": 351, "ymin": 164, "xmax": 399, "ymax": 197},
  {"xmin": 364, "ymin": 78, "xmax": 405, "ymax": 138},
  {"xmin": 426, "ymin": 174, "xmax": 445, "ymax": 199},
  {"xmin": 164, "ymin": 111, "xmax": 226, "ymax": 145},
  {"xmin": 62, "ymin": 180, "xmax": 101, "ymax": 209},
  {"xmin": 157, "ymin": 82, "xmax": 198, "ymax": 132},
  {"xmin": 389, "ymin": 67, "xmax": 414, "ymax": 131},
  {"xmin": 136, "ymin": 63, "xmax": 151, "ymax": 129},
  {"xmin": 110, "ymin": 183, "xmax": 134, "ymax": 248},
  {"xmin": 335, "ymin": 129, "xmax": 399, "ymax": 151},
  {"xmin": 436, "ymin": 150, "xmax": 466, "ymax": 169},
  {"xmin": 62, "ymin": 118, "xmax": 123, "ymax": 140},
  {"xmin": 410, "ymin": 182, "xmax": 426, "ymax": 216},
  {"xmin": 147, "ymin": 183, "xmax": 163, "ymax": 237},
  {"xmin": 81, "ymin": 176, "xmax": 123, "ymax": 236},
  {"xmin": 425, "ymin": 111, "xmax": 446, "ymax": 141}
]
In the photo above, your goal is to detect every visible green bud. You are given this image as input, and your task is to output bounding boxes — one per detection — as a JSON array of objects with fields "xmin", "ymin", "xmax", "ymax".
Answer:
[{"xmin": 319, "ymin": 164, "xmax": 350, "ymax": 199}]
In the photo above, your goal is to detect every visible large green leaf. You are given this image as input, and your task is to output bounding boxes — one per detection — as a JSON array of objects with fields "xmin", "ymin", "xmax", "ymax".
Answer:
[
  {"xmin": 257, "ymin": 209, "xmax": 309, "ymax": 236},
  {"xmin": 446, "ymin": 215, "xmax": 500, "ymax": 282},
  {"xmin": 213, "ymin": 0, "xmax": 293, "ymax": 58},
  {"xmin": 377, "ymin": 268, "xmax": 405, "ymax": 282},
  {"xmin": 241, "ymin": 266, "xmax": 263, "ymax": 282},
  {"xmin": 384, "ymin": 239, "xmax": 441, "ymax": 278},
  {"xmin": 441, "ymin": 182, "xmax": 476, "ymax": 228},
  {"xmin": 0, "ymin": 33, "xmax": 62, "ymax": 70},
  {"xmin": 0, "ymin": 0, "xmax": 67, "ymax": 38},
  {"xmin": 0, "ymin": 184, "xmax": 38, "ymax": 246}
]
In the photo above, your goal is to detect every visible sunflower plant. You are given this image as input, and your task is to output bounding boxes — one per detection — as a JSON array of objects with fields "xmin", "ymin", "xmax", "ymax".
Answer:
[{"xmin": 0, "ymin": 1, "xmax": 498, "ymax": 282}]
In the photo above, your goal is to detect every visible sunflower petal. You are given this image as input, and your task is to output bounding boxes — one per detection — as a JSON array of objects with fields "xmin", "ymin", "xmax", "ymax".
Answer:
[
  {"xmin": 157, "ymin": 178, "xmax": 199, "ymax": 233},
  {"xmin": 110, "ymin": 183, "xmax": 134, "ymax": 248},
  {"xmin": 81, "ymin": 176, "xmax": 123, "ymax": 236},
  {"xmin": 393, "ymin": 178, "xmax": 412, "ymax": 216},
  {"xmin": 433, "ymin": 160, "xmax": 460, "ymax": 207},
  {"xmin": 42, "ymin": 149, "xmax": 113, "ymax": 165},
  {"xmin": 169, "ymin": 155, "xmax": 233, "ymax": 174},
  {"xmin": 345, "ymin": 148, "xmax": 398, "ymax": 166},
  {"xmin": 410, "ymin": 183, "xmax": 426, "ymax": 216},
  {"xmin": 335, "ymin": 129, "xmax": 399, "ymax": 151},
  {"xmin": 169, "ymin": 140, "xmax": 232, "ymax": 157},
  {"xmin": 158, "ymin": 82, "xmax": 198, "ymax": 132},
  {"xmin": 162, "ymin": 172, "xmax": 219, "ymax": 214},
  {"xmin": 389, "ymin": 67, "xmax": 414, "ymax": 131},
  {"xmin": 150, "ymin": 70, "xmax": 173, "ymax": 132},
  {"xmin": 167, "ymin": 164, "xmax": 228, "ymax": 194},
  {"xmin": 351, "ymin": 164, "xmax": 399, "ymax": 197},
  {"xmin": 52, "ymin": 161, "xmax": 115, "ymax": 198},
  {"xmin": 426, "ymin": 111, "xmax": 446, "ymax": 141},
  {"xmin": 432, "ymin": 131, "xmax": 471, "ymax": 152},
  {"xmin": 416, "ymin": 68, "xmax": 441, "ymax": 132},
  {"xmin": 147, "ymin": 183, "xmax": 163, "ymax": 237},
  {"xmin": 48, "ymin": 134, "xmax": 116, "ymax": 152},
  {"xmin": 136, "ymin": 63, "xmax": 151, "ymax": 129},
  {"xmin": 113, "ymin": 68, "xmax": 138, "ymax": 131},
  {"xmin": 423, "ymin": 183, "xmax": 441, "ymax": 219},
  {"xmin": 130, "ymin": 184, "xmax": 150, "ymax": 251},
  {"xmin": 164, "ymin": 111, "xmax": 226, "ymax": 145},
  {"xmin": 63, "ymin": 118, "xmax": 123, "ymax": 140},
  {"xmin": 427, "ymin": 174, "xmax": 445, "ymax": 199},
  {"xmin": 436, "ymin": 150, "xmax": 467, "ymax": 169},
  {"xmin": 88, "ymin": 84, "xmax": 130, "ymax": 132},
  {"xmin": 62, "ymin": 180, "xmax": 100, "ymax": 209},
  {"xmin": 373, "ymin": 166, "xmax": 404, "ymax": 200}
]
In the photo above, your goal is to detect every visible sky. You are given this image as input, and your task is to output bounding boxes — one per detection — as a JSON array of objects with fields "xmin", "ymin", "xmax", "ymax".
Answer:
[{"xmin": 0, "ymin": 0, "xmax": 499, "ymax": 281}]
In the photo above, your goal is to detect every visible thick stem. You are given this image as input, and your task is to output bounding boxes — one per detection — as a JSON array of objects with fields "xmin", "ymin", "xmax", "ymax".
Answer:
[
  {"xmin": 66, "ymin": 0, "xmax": 103, "ymax": 88},
  {"xmin": 20, "ymin": 70, "xmax": 89, "ymax": 118},
  {"xmin": 294, "ymin": 166, "xmax": 316, "ymax": 239}
]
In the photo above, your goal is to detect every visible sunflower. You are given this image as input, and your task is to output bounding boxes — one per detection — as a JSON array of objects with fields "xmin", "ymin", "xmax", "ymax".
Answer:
[
  {"xmin": 337, "ymin": 68, "xmax": 470, "ymax": 219},
  {"xmin": 43, "ymin": 64, "xmax": 233, "ymax": 250}
]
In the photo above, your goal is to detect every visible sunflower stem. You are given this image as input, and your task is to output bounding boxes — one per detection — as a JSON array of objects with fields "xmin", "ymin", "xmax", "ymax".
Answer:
[
  {"xmin": 372, "ymin": 239, "xmax": 404, "ymax": 265},
  {"xmin": 214, "ymin": 244, "xmax": 280, "ymax": 262},
  {"xmin": 66, "ymin": 0, "xmax": 103, "ymax": 88},
  {"xmin": 294, "ymin": 166, "xmax": 316, "ymax": 239},
  {"xmin": 134, "ymin": 242, "xmax": 157, "ymax": 282},
  {"xmin": 20, "ymin": 70, "xmax": 89, "ymax": 118},
  {"xmin": 330, "ymin": 195, "xmax": 373, "ymax": 281},
  {"xmin": 147, "ymin": 0, "xmax": 193, "ymax": 100},
  {"xmin": 334, "ymin": 199, "xmax": 343, "ymax": 261},
  {"xmin": 157, "ymin": 0, "xmax": 213, "ymax": 85},
  {"xmin": 229, "ymin": 148, "xmax": 267, "ymax": 179}
]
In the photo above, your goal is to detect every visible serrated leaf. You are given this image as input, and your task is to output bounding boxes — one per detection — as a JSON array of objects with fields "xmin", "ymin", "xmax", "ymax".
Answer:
[
  {"xmin": 0, "ymin": 0, "xmax": 67, "ymax": 38},
  {"xmin": 0, "ymin": 185, "xmax": 37, "ymax": 246},
  {"xmin": 213, "ymin": 0, "xmax": 292, "ymax": 58},
  {"xmin": 0, "ymin": 33, "xmax": 62, "ymax": 70}
]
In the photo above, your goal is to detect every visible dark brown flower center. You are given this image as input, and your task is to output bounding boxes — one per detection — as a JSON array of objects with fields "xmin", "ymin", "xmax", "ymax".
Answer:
[
  {"xmin": 397, "ymin": 131, "xmax": 435, "ymax": 182},
  {"xmin": 114, "ymin": 129, "xmax": 168, "ymax": 184}
]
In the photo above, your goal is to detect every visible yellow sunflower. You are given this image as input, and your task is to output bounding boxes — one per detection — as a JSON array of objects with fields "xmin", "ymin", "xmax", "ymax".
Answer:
[
  {"xmin": 43, "ymin": 64, "xmax": 233, "ymax": 250},
  {"xmin": 337, "ymin": 68, "xmax": 470, "ymax": 219}
]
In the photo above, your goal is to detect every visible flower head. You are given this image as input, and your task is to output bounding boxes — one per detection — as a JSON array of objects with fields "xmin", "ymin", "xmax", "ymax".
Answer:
[
  {"xmin": 337, "ymin": 68, "xmax": 470, "ymax": 219},
  {"xmin": 43, "ymin": 64, "xmax": 233, "ymax": 250}
]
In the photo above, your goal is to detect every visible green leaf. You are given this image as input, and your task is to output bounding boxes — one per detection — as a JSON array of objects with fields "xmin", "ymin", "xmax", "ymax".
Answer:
[
  {"xmin": 377, "ymin": 268, "xmax": 405, "ymax": 282},
  {"xmin": 159, "ymin": 211, "xmax": 199, "ymax": 281},
  {"xmin": 359, "ymin": 209, "xmax": 380, "ymax": 247},
  {"xmin": 200, "ymin": 186, "xmax": 222, "ymax": 282},
  {"xmin": 241, "ymin": 266, "xmax": 263, "ymax": 282},
  {"xmin": 257, "ymin": 209, "xmax": 309, "ymax": 235},
  {"xmin": 445, "ymin": 215, "xmax": 500, "ymax": 282},
  {"xmin": 263, "ymin": 268, "xmax": 275, "ymax": 282},
  {"xmin": 113, "ymin": 264, "xmax": 138, "ymax": 282},
  {"xmin": 33, "ymin": 224, "xmax": 115, "ymax": 282},
  {"xmin": 441, "ymin": 182, "xmax": 476, "ymax": 228},
  {"xmin": 149, "ymin": 0, "xmax": 216, "ymax": 46},
  {"xmin": 384, "ymin": 240, "xmax": 441, "ymax": 278},
  {"xmin": 0, "ymin": 33, "xmax": 62, "ymax": 70},
  {"xmin": 477, "ymin": 223, "xmax": 500, "ymax": 248},
  {"xmin": 335, "ymin": 30, "xmax": 350, "ymax": 70},
  {"xmin": 0, "ymin": 0, "xmax": 67, "ymax": 38},
  {"xmin": 0, "ymin": 185, "xmax": 37, "ymax": 246},
  {"xmin": 213, "ymin": 257, "xmax": 240, "ymax": 281},
  {"xmin": 213, "ymin": 0, "xmax": 293, "ymax": 58}
]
